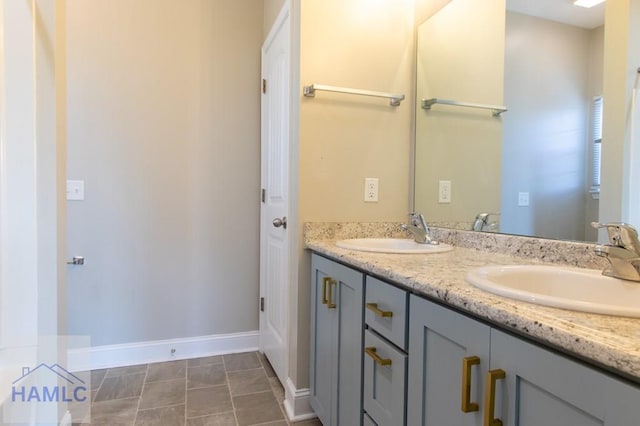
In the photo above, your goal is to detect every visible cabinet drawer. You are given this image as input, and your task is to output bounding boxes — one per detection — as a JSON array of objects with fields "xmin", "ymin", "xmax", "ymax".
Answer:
[
  {"xmin": 363, "ymin": 329, "xmax": 407, "ymax": 426},
  {"xmin": 365, "ymin": 276, "xmax": 408, "ymax": 349}
]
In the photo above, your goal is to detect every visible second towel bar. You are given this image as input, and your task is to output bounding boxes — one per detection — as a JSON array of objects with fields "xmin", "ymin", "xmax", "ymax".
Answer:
[{"xmin": 422, "ymin": 98, "xmax": 507, "ymax": 117}]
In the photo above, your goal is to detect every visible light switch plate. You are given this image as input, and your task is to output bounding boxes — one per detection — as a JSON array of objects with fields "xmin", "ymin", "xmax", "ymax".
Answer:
[{"xmin": 67, "ymin": 180, "xmax": 85, "ymax": 201}]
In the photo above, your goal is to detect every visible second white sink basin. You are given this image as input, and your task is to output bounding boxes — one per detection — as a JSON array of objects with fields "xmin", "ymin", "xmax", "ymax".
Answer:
[
  {"xmin": 465, "ymin": 264, "xmax": 640, "ymax": 317},
  {"xmin": 336, "ymin": 238, "xmax": 453, "ymax": 254}
]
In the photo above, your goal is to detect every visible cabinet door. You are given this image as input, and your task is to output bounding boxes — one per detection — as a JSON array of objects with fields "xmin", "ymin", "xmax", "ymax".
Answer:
[
  {"xmin": 336, "ymin": 261, "xmax": 365, "ymax": 426},
  {"xmin": 309, "ymin": 255, "xmax": 338, "ymax": 425},
  {"xmin": 310, "ymin": 254, "xmax": 364, "ymax": 426},
  {"xmin": 489, "ymin": 329, "xmax": 640, "ymax": 426},
  {"xmin": 407, "ymin": 295, "xmax": 490, "ymax": 426}
]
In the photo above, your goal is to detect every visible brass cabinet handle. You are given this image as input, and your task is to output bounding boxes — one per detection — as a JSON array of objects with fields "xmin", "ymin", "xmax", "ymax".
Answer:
[
  {"xmin": 326, "ymin": 277, "xmax": 337, "ymax": 309},
  {"xmin": 321, "ymin": 277, "xmax": 331, "ymax": 305},
  {"xmin": 461, "ymin": 356, "xmax": 480, "ymax": 413},
  {"xmin": 366, "ymin": 302, "xmax": 393, "ymax": 318},
  {"xmin": 483, "ymin": 369, "xmax": 506, "ymax": 426},
  {"xmin": 364, "ymin": 347, "xmax": 392, "ymax": 366}
]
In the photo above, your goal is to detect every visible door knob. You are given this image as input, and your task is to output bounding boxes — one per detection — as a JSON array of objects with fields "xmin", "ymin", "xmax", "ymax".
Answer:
[
  {"xmin": 272, "ymin": 217, "xmax": 287, "ymax": 229},
  {"xmin": 67, "ymin": 256, "xmax": 85, "ymax": 265}
]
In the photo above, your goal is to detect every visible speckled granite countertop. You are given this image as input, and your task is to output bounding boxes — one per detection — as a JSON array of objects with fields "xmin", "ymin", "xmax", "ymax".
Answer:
[{"xmin": 304, "ymin": 223, "xmax": 640, "ymax": 383}]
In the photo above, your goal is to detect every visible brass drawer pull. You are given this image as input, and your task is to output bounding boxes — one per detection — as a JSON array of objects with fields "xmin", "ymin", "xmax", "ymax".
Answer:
[
  {"xmin": 364, "ymin": 347, "xmax": 392, "ymax": 366},
  {"xmin": 366, "ymin": 302, "xmax": 393, "ymax": 318},
  {"xmin": 327, "ymin": 279, "xmax": 338, "ymax": 309},
  {"xmin": 325, "ymin": 277, "xmax": 337, "ymax": 309},
  {"xmin": 321, "ymin": 277, "xmax": 332, "ymax": 305},
  {"xmin": 483, "ymin": 369, "xmax": 506, "ymax": 426},
  {"xmin": 461, "ymin": 356, "xmax": 480, "ymax": 413},
  {"xmin": 322, "ymin": 277, "xmax": 337, "ymax": 307}
]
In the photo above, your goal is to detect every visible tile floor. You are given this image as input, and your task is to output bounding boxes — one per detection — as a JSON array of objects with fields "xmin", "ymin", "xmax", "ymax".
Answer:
[{"xmin": 75, "ymin": 352, "xmax": 322, "ymax": 426}]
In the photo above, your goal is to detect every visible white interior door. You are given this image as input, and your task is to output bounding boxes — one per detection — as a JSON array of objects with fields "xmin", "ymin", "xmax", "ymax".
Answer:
[{"xmin": 259, "ymin": 4, "xmax": 290, "ymax": 386}]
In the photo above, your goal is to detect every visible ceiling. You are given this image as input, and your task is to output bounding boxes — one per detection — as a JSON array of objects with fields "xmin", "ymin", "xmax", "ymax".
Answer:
[{"xmin": 507, "ymin": 0, "xmax": 605, "ymax": 29}]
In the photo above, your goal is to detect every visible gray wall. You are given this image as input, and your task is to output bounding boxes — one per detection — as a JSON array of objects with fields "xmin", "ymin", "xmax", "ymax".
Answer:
[
  {"xmin": 66, "ymin": 0, "xmax": 264, "ymax": 346},
  {"xmin": 501, "ymin": 12, "xmax": 601, "ymax": 240}
]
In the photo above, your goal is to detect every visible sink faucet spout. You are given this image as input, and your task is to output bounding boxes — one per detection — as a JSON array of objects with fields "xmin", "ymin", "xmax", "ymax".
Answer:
[
  {"xmin": 402, "ymin": 212, "xmax": 439, "ymax": 245},
  {"xmin": 592, "ymin": 222, "xmax": 640, "ymax": 282}
]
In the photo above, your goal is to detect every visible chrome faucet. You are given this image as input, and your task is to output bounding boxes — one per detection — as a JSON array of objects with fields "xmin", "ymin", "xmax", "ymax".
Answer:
[
  {"xmin": 591, "ymin": 222, "xmax": 640, "ymax": 282},
  {"xmin": 402, "ymin": 212, "xmax": 439, "ymax": 245},
  {"xmin": 472, "ymin": 213, "xmax": 490, "ymax": 231},
  {"xmin": 472, "ymin": 212, "xmax": 499, "ymax": 232}
]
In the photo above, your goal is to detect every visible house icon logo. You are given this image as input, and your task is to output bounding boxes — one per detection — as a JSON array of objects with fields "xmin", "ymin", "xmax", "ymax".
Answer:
[{"xmin": 11, "ymin": 363, "xmax": 89, "ymax": 403}]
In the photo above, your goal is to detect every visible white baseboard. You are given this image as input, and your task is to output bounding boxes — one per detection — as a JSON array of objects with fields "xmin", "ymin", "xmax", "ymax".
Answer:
[
  {"xmin": 67, "ymin": 331, "xmax": 259, "ymax": 372},
  {"xmin": 283, "ymin": 377, "xmax": 316, "ymax": 422}
]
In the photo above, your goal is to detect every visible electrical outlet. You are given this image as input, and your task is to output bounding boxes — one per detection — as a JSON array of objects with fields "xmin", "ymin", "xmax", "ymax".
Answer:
[
  {"xmin": 364, "ymin": 178, "xmax": 379, "ymax": 202},
  {"xmin": 518, "ymin": 192, "xmax": 530, "ymax": 206},
  {"xmin": 438, "ymin": 180, "xmax": 451, "ymax": 203}
]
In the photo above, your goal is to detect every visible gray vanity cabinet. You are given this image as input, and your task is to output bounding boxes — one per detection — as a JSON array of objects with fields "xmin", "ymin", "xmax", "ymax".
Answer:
[
  {"xmin": 408, "ymin": 295, "xmax": 640, "ymax": 426},
  {"xmin": 407, "ymin": 295, "xmax": 491, "ymax": 426},
  {"xmin": 309, "ymin": 254, "xmax": 364, "ymax": 426},
  {"xmin": 490, "ymin": 328, "xmax": 640, "ymax": 425},
  {"xmin": 309, "ymin": 254, "xmax": 640, "ymax": 426},
  {"xmin": 362, "ymin": 276, "xmax": 409, "ymax": 426}
]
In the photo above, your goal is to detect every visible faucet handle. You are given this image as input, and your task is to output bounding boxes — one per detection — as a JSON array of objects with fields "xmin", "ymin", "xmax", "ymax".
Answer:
[
  {"xmin": 591, "ymin": 222, "xmax": 640, "ymax": 251},
  {"xmin": 409, "ymin": 212, "xmax": 429, "ymax": 231}
]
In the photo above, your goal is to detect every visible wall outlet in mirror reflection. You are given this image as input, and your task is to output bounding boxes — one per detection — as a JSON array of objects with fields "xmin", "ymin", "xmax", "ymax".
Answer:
[
  {"xmin": 438, "ymin": 180, "xmax": 451, "ymax": 203},
  {"xmin": 518, "ymin": 192, "xmax": 530, "ymax": 207}
]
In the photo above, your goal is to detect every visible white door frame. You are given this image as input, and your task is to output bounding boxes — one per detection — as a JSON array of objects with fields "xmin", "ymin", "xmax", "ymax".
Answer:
[
  {"xmin": 0, "ymin": 0, "xmax": 65, "ymax": 350},
  {"xmin": 0, "ymin": 0, "xmax": 66, "ymax": 421}
]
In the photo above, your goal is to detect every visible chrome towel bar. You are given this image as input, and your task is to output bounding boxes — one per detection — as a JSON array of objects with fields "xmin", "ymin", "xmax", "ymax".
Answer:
[
  {"xmin": 303, "ymin": 84, "xmax": 405, "ymax": 106},
  {"xmin": 421, "ymin": 98, "xmax": 507, "ymax": 117}
]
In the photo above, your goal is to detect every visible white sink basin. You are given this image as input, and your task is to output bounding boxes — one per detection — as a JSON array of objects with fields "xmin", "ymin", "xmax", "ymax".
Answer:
[
  {"xmin": 465, "ymin": 264, "xmax": 640, "ymax": 317},
  {"xmin": 336, "ymin": 238, "xmax": 453, "ymax": 254}
]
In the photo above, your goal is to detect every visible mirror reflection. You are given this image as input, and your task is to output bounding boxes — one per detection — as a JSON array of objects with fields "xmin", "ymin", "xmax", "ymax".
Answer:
[{"xmin": 414, "ymin": 0, "xmax": 606, "ymax": 242}]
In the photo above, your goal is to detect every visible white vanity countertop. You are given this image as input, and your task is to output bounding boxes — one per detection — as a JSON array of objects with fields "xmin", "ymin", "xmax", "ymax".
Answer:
[{"xmin": 306, "ymin": 237, "xmax": 640, "ymax": 382}]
